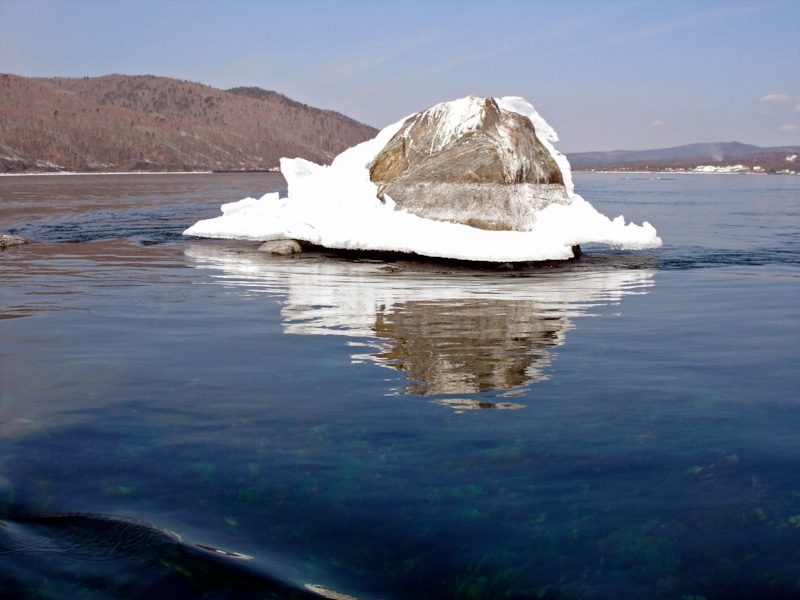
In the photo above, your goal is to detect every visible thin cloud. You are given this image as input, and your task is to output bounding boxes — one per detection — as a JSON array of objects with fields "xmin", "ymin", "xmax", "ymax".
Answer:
[
  {"xmin": 416, "ymin": 47, "xmax": 513, "ymax": 79},
  {"xmin": 651, "ymin": 119, "xmax": 665, "ymax": 127},
  {"xmin": 309, "ymin": 28, "xmax": 442, "ymax": 90},
  {"xmin": 760, "ymin": 94, "xmax": 800, "ymax": 115},
  {"xmin": 760, "ymin": 93, "xmax": 796, "ymax": 103},
  {"xmin": 316, "ymin": 54, "xmax": 388, "ymax": 86},
  {"xmin": 779, "ymin": 124, "xmax": 798, "ymax": 132},
  {"xmin": 564, "ymin": 3, "xmax": 759, "ymax": 55}
]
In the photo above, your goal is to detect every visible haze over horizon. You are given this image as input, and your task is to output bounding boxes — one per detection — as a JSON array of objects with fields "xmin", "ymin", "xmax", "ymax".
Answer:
[{"xmin": 1, "ymin": 0, "xmax": 797, "ymax": 153}]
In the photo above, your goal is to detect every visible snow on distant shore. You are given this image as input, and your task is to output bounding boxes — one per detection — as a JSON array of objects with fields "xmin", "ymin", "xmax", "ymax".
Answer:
[{"xmin": 184, "ymin": 97, "xmax": 661, "ymax": 262}]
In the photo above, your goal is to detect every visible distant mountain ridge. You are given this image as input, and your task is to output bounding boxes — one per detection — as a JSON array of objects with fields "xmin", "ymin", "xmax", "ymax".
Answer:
[
  {"xmin": 567, "ymin": 142, "xmax": 800, "ymax": 173},
  {"xmin": 0, "ymin": 73, "xmax": 378, "ymax": 173}
]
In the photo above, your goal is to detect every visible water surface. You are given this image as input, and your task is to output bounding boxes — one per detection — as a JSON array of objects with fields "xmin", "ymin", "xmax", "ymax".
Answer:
[{"xmin": 1, "ymin": 172, "xmax": 799, "ymax": 599}]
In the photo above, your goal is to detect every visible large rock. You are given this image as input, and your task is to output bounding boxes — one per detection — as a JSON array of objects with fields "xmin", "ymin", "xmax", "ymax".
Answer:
[{"xmin": 368, "ymin": 96, "xmax": 570, "ymax": 231}]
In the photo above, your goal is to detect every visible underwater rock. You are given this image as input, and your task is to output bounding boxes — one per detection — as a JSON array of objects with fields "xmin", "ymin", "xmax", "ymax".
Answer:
[
  {"xmin": 257, "ymin": 239, "xmax": 303, "ymax": 255},
  {"xmin": 0, "ymin": 512, "xmax": 323, "ymax": 598},
  {"xmin": 368, "ymin": 96, "xmax": 570, "ymax": 231},
  {"xmin": 597, "ymin": 521, "xmax": 681, "ymax": 576},
  {"xmin": 0, "ymin": 233, "xmax": 34, "ymax": 249}
]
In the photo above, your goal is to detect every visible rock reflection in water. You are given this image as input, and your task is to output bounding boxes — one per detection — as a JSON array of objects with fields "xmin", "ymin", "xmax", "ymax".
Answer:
[
  {"xmin": 186, "ymin": 243, "xmax": 654, "ymax": 399},
  {"xmin": 372, "ymin": 299, "xmax": 563, "ymax": 395}
]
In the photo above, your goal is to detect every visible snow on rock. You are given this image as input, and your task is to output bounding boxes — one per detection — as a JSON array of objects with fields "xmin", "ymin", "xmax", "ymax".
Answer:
[
  {"xmin": 184, "ymin": 96, "xmax": 662, "ymax": 262},
  {"xmin": 368, "ymin": 96, "xmax": 569, "ymax": 232}
]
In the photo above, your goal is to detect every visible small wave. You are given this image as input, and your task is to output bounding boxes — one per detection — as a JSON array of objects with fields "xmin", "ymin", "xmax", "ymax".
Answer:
[
  {"xmin": 10, "ymin": 206, "xmax": 201, "ymax": 246},
  {"xmin": 656, "ymin": 246, "xmax": 800, "ymax": 270}
]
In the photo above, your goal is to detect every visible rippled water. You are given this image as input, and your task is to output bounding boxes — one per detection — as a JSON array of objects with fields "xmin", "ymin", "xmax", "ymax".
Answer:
[{"xmin": 1, "ymin": 173, "xmax": 799, "ymax": 599}]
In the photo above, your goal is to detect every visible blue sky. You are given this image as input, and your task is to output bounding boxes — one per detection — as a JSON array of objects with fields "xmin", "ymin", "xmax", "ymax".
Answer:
[{"xmin": 1, "ymin": 0, "xmax": 797, "ymax": 152}]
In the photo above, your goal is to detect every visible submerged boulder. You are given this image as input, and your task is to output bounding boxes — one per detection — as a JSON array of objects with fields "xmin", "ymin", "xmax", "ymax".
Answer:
[
  {"xmin": 368, "ymin": 96, "xmax": 570, "ymax": 231},
  {"xmin": 257, "ymin": 239, "xmax": 303, "ymax": 255},
  {"xmin": 0, "ymin": 233, "xmax": 33, "ymax": 249}
]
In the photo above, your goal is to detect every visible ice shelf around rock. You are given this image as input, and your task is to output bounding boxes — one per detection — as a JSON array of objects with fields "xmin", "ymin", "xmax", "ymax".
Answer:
[{"xmin": 183, "ymin": 96, "xmax": 662, "ymax": 262}]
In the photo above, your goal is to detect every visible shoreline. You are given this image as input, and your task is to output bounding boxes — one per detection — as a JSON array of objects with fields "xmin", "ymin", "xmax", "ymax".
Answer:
[
  {"xmin": 572, "ymin": 169, "xmax": 795, "ymax": 176},
  {"xmin": 0, "ymin": 170, "xmax": 216, "ymax": 177},
  {"xmin": 2, "ymin": 172, "xmax": 795, "ymax": 179},
  {"xmin": 2, "ymin": 168, "xmax": 795, "ymax": 178}
]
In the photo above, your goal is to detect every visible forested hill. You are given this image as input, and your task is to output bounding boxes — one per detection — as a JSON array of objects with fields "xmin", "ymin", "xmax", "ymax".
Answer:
[{"xmin": 0, "ymin": 73, "xmax": 378, "ymax": 173}]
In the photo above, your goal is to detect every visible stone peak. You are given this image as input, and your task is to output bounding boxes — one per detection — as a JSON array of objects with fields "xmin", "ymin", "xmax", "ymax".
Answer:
[{"xmin": 407, "ymin": 96, "xmax": 499, "ymax": 154}]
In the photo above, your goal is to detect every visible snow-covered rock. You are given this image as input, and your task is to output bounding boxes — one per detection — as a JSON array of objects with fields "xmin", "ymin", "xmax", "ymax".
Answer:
[{"xmin": 184, "ymin": 96, "xmax": 662, "ymax": 262}]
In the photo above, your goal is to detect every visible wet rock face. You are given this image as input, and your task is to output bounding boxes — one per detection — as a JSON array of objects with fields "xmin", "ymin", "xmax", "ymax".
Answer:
[{"xmin": 369, "ymin": 96, "xmax": 570, "ymax": 231}]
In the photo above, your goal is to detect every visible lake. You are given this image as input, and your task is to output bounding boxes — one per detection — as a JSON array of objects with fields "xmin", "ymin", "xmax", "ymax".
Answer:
[{"xmin": 1, "ymin": 172, "xmax": 799, "ymax": 599}]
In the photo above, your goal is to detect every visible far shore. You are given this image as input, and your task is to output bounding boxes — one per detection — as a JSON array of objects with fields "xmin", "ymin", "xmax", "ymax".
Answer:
[
  {"xmin": 0, "ymin": 170, "xmax": 216, "ymax": 177},
  {"xmin": 2, "ymin": 169, "xmax": 796, "ymax": 178},
  {"xmin": 0, "ymin": 168, "xmax": 284, "ymax": 177},
  {"xmin": 0, "ymin": 171, "xmax": 288, "ymax": 177}
]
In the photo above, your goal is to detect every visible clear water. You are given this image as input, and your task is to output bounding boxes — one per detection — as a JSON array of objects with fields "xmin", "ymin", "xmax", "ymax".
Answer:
[{"xmin": 1, "ymin": 172, "xmax": 798, "ymax": 599}]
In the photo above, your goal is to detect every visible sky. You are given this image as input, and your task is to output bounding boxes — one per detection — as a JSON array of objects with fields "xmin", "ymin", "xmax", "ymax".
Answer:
[{"xmin": 1, "ymin": 0, "xmax": 798, "ymax": 152}]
